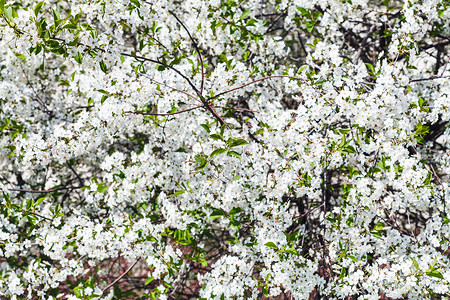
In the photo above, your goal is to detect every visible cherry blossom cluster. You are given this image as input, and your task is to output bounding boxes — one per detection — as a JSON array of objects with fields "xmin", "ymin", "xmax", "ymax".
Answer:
[{"xmin": 0, "ymin": 0, "xmax": 449, "ymax": 298}]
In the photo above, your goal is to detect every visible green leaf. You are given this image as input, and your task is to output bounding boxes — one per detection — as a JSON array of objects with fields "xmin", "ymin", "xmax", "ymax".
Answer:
[
  {"xmin": 229, "ymin": 138, "xmax": 248, "ymax": 148},
  {"xmin": 246, "ymin": 19, "xmax": 257, "ymax": 26},
  {"xmin": 415, "ymin": 122, "xmax": 429, "ymax": 135},
  {"xmin": 411, "ymin": 257, "xmax": 419, "ymax": 270},
  {"xmin": 74, "ymin": 51, "xmax": 82, "ymax": 64},
  {"xmin": 199, "ymin": 258, "xmax": 208, "ymax": 267},
  {"xmin": 227, "ymin": 151, "xmax": 241, "ymax": 159},
  {"xmin": 194, "ymin": 155, "xmax": 208, "ymax": 169},
  {"xmin": 5, "ymin": 6, "xmax": 13, "ymax": 20},
  {"xmin": 14, "ymin": 53, "xmax": 26, "ymax": 61},
  {"xmin": 210, "ymin": 148, "xmax": 227, "ymax": 158},
  {"xmin": 418, "ymin": 97, "xmax": 426, "ymax": 108},
  {"xmin": 365, "ymin": 63, "xmax": 376, "ymax": 76},
  {"xmin": 210, "ymin": 209, "xmax": 225, "ymax": 219},
  {"xmin": 423, "ymin": 172, "xmax": 433, "ymax": 185},
  {"xmin": 262, "ymin": 287, "xmax": 269, "ymax": 297},
  {"xmin": 370, "ymin": 231, "xmax": 382, "ymax": 239},
  {"xmin": 59, "ymin": 80, "xmax": 70, "ymax": 86},
  {"xmin": 96, "ymin": 89, "xmax": 109, "ymax": 95},
  {"xmin": 298, "ymin": 64, "xmax": 308, "ymax": 73},
  {"xmin": 34, "ymin": 1, "xmax": 45, "ymax": 16},
  {"xmin": 339, "ymin": 128, "xmax": 352, "ymax": 135},
  {"xmin": 130, "ymin": 0, "xmax": 141, "ymax": 7},
  {"xmin": 297, "ymin": 7, "xmax": 307, "ymax": 14},
  {"xmin": 144, "ymin": 276, "xmax": 154, "ymax": 285},
  {"xmin": 338, "ymin": 267, "xmax": 347, "ymax": 280},
  {"xmin": 171, "ymin": 190, "xmax": 185, "ymax": 197},
  {"xmin": 97, "ymin": 183, "xmax": 107, "ymax": 193},
  {"xmin": 241, "ymin": 10, "xmax": 251, "ymax": 20},
  {"xmin": 348, "ymin": 255, "xmax": 358, "ymax": 263},
  {"xmin": 26, "ymin": 198, "xmax": 34, "ymax": 211},
  {"xmin": 242, "ymin": 50, "xmax": 251, "ymax": 61},
  {"xmin": 64, "ymin": 24, "xmax": 78, "ymax": 30},
  {"xmin": 0, "ymin": 0, "xmax": 5, "ymax": 14},
  {"xmin": 210, "ymin": 134, "xmax": 222, "ymax": 140},
  {"xmin": 343, "ymin": 146, "xmax": 356, "ymax": 153},
  {"xmin": 229, "ymin": 207, "xmax": 243, "ymax": 216},
  {"xmin": 99, "ymin": 60, "xmax": 107, "ymax": 73},
  {"xmin": 264, "ymin": 242, "xmax": 278, "ymax": 249},
  {"xmin": 426, "ymin": 270, "xmax": 444, "ymax": 279},
  {"xmin": 415, "ymin": 136, "xmax": 425, "ymax": 145},
  {"xmin": 377, "ymin": 157, "xmax": 390, "ymax": 171},
  {"xmin": 285, "ymin": 247, "xmax": 299, "ymax": 255},
  {"xmin": 35, "ymin": 196, "xmax": 45, "ymax": 207},
  {"xmin": 200, "ymin": 123, "xmax": 210, "ymax": 133},
  {"xmin": 52, "ymin": 9, "xmax": 60, "ymax": 22},
  {"xmin": 373, "ymin": 222, "xmax": 384, "ymax": 231},
  {"xmin": 229, "ymin": 219, "xmax": 241, "ymax": 231}
]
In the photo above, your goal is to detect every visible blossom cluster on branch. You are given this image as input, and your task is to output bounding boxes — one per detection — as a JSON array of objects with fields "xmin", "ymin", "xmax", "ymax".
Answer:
[{"xmin": 0, "ymin": 0, "xmax": 450, "ymax": 298}]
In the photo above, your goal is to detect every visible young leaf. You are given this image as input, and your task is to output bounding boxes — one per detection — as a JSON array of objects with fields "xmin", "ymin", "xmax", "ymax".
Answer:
[
  {"xmin": 241, "ymin": 10, "xmax": 251, "ymax": 20},
  {"xmin": 227, "ymin": 151, "xmax": 241, "ymax": 159},
  {"xmin": 34, "ymin": 1, "xmax": 45, "ymax": 16},
  {"xmin": 99, "ymin": 60, "xmax": 107, "ymax": 73},
  {"xmin": 210, "ymin": 148, "xmax": 227, "ymax": 158},
  {"xmin": 338, "ymin": 267, "xmax": 347, "ymax": 280},
  {"xmin": 426, "ymin": 270, "xmax": 444, "ymax": 279},
  {"xmin": 229, "ymin": 138, "xmax": 248, "ymax": 148},
  {"xmin": 210, "ymin": 209, "xmax": 225, "ymax": 219},
  {"xmin": 74, "ymin": 51, "xmax": 82, "ymax": 64},
  {"xmin": 145, "ymin": 276, "xmax": 154, "ymax": 285},
  {"xmin": 264, "ymin": 242, "xmax": 278, "ymax": 249},
  {"xmin": 285, "ymin": 247, "xmax": 299, "ymax": 255},
  {"xmin": 229, "ymin": 207, "xmax": 243, "ymax": 216},
  {"xmin": 411, "ymin": 257, "xmax": 419, "ymax": 271}
]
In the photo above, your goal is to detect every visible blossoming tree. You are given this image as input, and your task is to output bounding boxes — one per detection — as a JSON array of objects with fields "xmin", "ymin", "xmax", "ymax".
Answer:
[{"xmin": 1, "ymin": 0, "xmax": 450, "ymax": 298}]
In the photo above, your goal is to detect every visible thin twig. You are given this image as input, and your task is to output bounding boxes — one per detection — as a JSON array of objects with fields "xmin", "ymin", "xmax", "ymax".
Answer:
[
  {"xmin": 125, "ymin": 105, "xmax": 204, "ymax": 116},
  {"xmin": 123, "ymin": 53, "xmax": 225, "ymax": 125},
  {"xmin": 440, "ymin": 54, "xmax": 450, "ymax": 77},
  {"xmin": 22, "ymin": 209, "xmax": 53, "ymax": 221},
  {"xmin": 139, "ymin": 73, "xmax": 201, "ymax": 103},
  {"xmin": 102, "ymin": 257, "xmax": 141, "ymax": 292},
  {"xmin": 353, "ymin": 25, "xmax": 376, "ymax": 63},
  {"xmin": 208, "ymin": 75, "xmax": 307, "ymax": 101},
  {"xmin": 8, "ymin": 186, "xmax": 82, "ymax": 193},
  {"xmin": 294, "ymin": 203, "xmax": 325, "ymax": 220},
  {"xmin": 215, "ymin": 106, "xmax": 259, "ymax": 113},
  {"xmin": 411, "ymin": 146, "xmax": 447, "ymax": 216},
  {"xmin": 168, "ymin": 10, "xmax": 205, "ymax": 95},
  {"xmin": 121, "ymin": 53, "xmax": 201, "ymax": 96},
  {"xmin": 409, "ymin": 75, "xmax": 450, "ymax": 83},
  {"xmin": 126, "ymin": 105, "xmax": 259, "ymax": 117},
  {"xmin": 41, "ymin": 0, "xmax": 60, "ymax": 16},
  {"xmin": 429, "ymin": 163, "xmax": 447, "ymax": 216}
]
